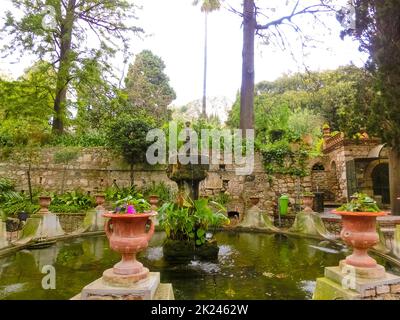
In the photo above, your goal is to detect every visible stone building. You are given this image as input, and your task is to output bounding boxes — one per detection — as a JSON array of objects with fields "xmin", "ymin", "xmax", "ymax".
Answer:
[{"xmin": 313, "ymin": 127, "xmax": 390, "ymax": 208}]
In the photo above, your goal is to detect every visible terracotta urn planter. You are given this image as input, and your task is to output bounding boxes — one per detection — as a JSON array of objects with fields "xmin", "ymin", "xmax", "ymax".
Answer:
[
  {"xmin": 249, "ymin": 196, "xmax": 260, "ymax": 207},
  {"xmin": 38, "ymin": 196, "xmax": 52, "ymax": 214},
  {"xmin": 148, "ymin": 195, "xmax": 159, "ymax": 211},
  {"xmin": 302, "ymin": 195, "xmax": 314, "ymax": 212},
  {"xmin": 95, "ymin": 194, "xmax": 105, "ymax": 207},
  {"xmin": 333, "ymin": 210, "xmax": 386, "ymax": 268},
  {"xmin": 103, "ymin": 212, "xmax": 155, "ymax": 283}
]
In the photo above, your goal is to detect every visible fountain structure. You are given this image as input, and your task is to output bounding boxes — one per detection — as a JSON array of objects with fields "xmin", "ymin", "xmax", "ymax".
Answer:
[
  {"xmin": 238, "ymin": 196, "xmax": 278, "ymax": 231},
  {"xmin": 14, "ymin": 196, "xmax": 65, "ymax": 245},
  {"xmin": 74, "ymin": 194, "xmax": 107, "ymax": 233}
]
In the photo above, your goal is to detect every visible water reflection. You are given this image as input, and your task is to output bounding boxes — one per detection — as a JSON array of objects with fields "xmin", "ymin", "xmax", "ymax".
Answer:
[{"xmin": 0, "ymin": 232, "xmax": 398, "ymax": 300}]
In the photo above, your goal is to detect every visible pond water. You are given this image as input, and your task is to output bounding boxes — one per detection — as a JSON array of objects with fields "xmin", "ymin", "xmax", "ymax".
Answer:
[{"xmin": 0, "ymin": 232, "xmax": 399, "ymax": 300}]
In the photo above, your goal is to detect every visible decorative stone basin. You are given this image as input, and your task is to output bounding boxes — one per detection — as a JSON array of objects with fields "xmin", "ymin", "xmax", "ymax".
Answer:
[
  {"xmin": 102, "ymin": 212, "xmax": 155, "ymax": 285},
  {"xmin": 166, "ymin": 154, "xmax": 209, "ymax": 200},
  {"xmin": 333, "ymin": 210, "xmax": 386, "ymax": 269}
]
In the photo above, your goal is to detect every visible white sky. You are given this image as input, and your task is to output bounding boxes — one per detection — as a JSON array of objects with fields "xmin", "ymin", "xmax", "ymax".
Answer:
[{"xmin": 0, "ymin": 0, "xmax": 367, "ymax": 107}]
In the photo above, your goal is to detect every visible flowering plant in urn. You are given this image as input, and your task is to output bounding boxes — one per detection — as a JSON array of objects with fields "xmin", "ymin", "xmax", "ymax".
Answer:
[
  {"xmin": 102, "ymin": 195, "xmax": 154, "ymax": 285},
  {"xmin": 333, "ymin": 193, "xmax": 386, "ymax": 270}
]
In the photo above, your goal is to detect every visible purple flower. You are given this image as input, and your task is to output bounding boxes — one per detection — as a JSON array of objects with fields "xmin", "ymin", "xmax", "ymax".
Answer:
[{"xmin": 126, "ymin": 205, "xmax": 136, "ymax": 214}]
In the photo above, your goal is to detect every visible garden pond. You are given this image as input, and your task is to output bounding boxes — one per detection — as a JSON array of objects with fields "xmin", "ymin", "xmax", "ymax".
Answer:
[{"xmin": 0, "ymin": 232, "xmax": 399, "ymax": 300}]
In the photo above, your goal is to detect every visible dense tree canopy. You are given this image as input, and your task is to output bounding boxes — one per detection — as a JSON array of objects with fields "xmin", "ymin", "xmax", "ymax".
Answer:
[
  {"xmin": 0, "ymin": 62, "xmax": 55, "ymax": 150},
  {"xmin": 125, "ymin": 50, "xmax": 176, "ymax": 123},
  {"xmin": 228, "ymin": 65, "xmax": 370, "ymax": 133},
  {"xmin": 1, "ymin": 0, "xmax": 142, "ymax": 133}
]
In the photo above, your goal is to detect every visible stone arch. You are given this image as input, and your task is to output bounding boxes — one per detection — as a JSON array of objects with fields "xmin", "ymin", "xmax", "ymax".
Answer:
[
  {"xmin": 363, "ymin": 159, "xmax": 390, "ymax": 205},
  {"xmin": 325, "ymin": 161, "xmax": 341, "ymax": 201},
  {"xmin": 330, "ymin": 160, "xmax": 337, "ymax": 173},
  {"xmin": 312, "ymin": 163, "xmax": 325, "ymax": 171},
  {"xmin": 310, "ymin": 160, "xmax": 328, "ymax": 192}
]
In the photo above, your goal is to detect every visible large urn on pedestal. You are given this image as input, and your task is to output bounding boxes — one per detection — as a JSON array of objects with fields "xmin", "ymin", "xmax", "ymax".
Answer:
[
  {"xmin": 302, "ymin": 195, "xmax": 314, "ymax": 213},
  {"xmin": 333, "ymin": 210, "xmax": 386, "ymax": 271},
  {"xmin": 38, "ymin": 196, "xmax": 52, "ymax": 214},
  {"xmin": 102, "ymin": 212, "xmax": 155, "ymax": 286}
]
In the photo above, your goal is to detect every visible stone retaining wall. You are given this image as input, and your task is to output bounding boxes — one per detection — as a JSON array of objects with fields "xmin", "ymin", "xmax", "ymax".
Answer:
[
  {"xmin": 57, "ymin": 213, "xmax": 86, "ymax": 233},
  {"xmin": 0, "ymin": 147, "xmax": 321, "ymax": 216}
]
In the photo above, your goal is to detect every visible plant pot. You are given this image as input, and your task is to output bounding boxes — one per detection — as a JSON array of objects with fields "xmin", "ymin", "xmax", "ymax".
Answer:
[
  {"xmin": 38, "ymin": 196, "xmax": 52, "ymax": 214},
  {"xmin": 102, "ymin": 212, "xmax": 155, "ymax": 282},
  {"xmin": 333, "ymin": 210, "xmax": 386, "ymax": 268},
  {"xmin": 249, "ymin": 196, "xmax": 260, "ymax": 206},
  {"xmin": 302, "ymin": 195, "xmax": 314, "ymax": 212},
  {"xmin": 148, "ymin": 195, "xmax": 159, "ymax": 210},
  {"xmin": 95, "ymin": 194, "xmax": 105, "ymax": 206}
]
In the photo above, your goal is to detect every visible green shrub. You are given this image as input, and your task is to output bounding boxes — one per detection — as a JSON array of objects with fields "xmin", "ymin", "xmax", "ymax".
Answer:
[
  {"xmin": 105, "ymin": 186, "xmax": 143, "ymax": 202},
  {"xmin": 158, "ymin": 197, "xmax": 229, "ymax": 246},
  {"xmin": 50, "ymin": 190, "xmax": 95, "ymax": 210},
  {"xmin": 141, "ymin": 181, "xmax": 174, "ymax": 203}
]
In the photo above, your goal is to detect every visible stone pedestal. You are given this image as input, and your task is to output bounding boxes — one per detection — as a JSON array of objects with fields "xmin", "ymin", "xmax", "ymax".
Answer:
[
  {"xmin": 239, "ymin": 205, "xmax": 278, "ymax": 231},
  {"xmin": 0, "ymin": 221, "xmax": 9, "ymax": 249},
  {"xmin": 313, "ymin": 260, "xmax": 400, "ymax": 300},
  {"xmin": 14, "ymin": 213, "xmax": 65, "ymax": 245},
  {"xmin": 72, "ymin": 272, "xmax": 174, "ymax": 300},
  {"xmin": 289, "ymin": 211, "xmax": 333, "ymax": 239}
]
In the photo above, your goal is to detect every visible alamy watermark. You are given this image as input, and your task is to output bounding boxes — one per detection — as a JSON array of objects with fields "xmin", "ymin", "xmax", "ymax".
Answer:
[
  {"xmin": 146, "ymin": 122, "xmax": 255, "ymax": 176},
  {"xmin": 41, "ymin": 265, "xmax": 56, "ymax": 290}
]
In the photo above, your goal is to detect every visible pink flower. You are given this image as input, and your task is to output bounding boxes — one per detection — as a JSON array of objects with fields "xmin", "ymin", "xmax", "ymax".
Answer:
[{"xmin": 126, "ymin": 205, "xmax": 136, "ymax": 214}]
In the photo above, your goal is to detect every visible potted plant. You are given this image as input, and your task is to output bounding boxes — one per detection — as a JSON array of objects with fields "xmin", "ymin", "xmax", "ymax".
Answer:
[
  {"xmin": 102, "ymin": 196, "xmax": 155, "ymax": 284},
  {"xmin": 158, "ymin": 196, "xmax": 229, "ymax": 260},
  {"xmin": 333, "ymin": 193, "xmax": 386, "ymax": 269},
  {"xmin": 301, "ymin": 191, "xmax": 315, "ymax": 212}
]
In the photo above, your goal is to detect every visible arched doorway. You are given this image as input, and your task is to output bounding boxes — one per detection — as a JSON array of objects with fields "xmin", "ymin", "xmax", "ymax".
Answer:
[{"xmin": 372, "ymin": 163, "xmax": 390, "ymax": 204}]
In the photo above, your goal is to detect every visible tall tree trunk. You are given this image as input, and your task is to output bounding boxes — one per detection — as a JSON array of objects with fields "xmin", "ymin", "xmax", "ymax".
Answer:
[
  {"xmin": 52, "ymin": 0, "xmax": 76, "ymax": 134},
  {"xmin": 240, "ymin": 0, "xmax": 256, "ymax": 131},
  {"xmin": 202, "ymin": 12, "xmax": 208, "ymax": 118},
  {"xmin": 389, "ymin": 147, "xmax": 400, "ymax": 215},
  {"xmin": 130, "ymin": 163, "xmax": 135, "ymax": 188},
  {"xmin": 27, "ymin": 163, "xmax": 32, "ymax": 203}
]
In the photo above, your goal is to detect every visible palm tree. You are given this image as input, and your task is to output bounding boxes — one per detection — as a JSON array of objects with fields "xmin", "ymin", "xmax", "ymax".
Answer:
[{"xmin": 193, "ymin": 0, "xmax": 221, "ymax": 118}]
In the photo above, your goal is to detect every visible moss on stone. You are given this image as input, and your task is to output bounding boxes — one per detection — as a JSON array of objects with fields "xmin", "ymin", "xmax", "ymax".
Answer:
[
  {"xmin": 289, "ymin": 212, "xmax": 332, "ymax": 239},
  {"xmin": 313, "ymin": 277, "xmax": 361, "ymax": 300}
]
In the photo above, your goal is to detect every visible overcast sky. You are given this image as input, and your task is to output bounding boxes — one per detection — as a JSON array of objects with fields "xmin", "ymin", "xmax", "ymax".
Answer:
[{"xmin": 0, "ymin": 0, "xmax": 367, "ymax": 107}]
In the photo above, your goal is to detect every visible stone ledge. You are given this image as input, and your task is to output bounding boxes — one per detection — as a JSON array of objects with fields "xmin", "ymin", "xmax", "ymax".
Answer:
[
  {"xmin": 324, "ymin": 266, "xmax": 400, "ymax": 297},
  {"xmin": 81, "ymin": 272, "xmax": 160, "ymax": 300},
  {"xmin": 313, "ymin": 277, "xmax": 362, "ymax": 300}
]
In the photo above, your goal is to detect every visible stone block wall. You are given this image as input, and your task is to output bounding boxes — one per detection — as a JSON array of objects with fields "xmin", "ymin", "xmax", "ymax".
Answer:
[
  {"xmin": 0, "ymin": 147, "xmax": 177, "ymax": 194},
  {"xmin": 0, "ymin": 148, "xmax": 328, "ymax": 217},
  {"xmin": 57, "ymin": 213, "xmax": 86, "ymax": 233}
]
